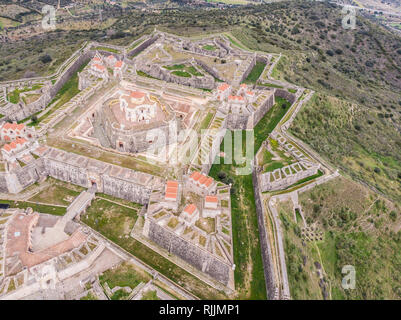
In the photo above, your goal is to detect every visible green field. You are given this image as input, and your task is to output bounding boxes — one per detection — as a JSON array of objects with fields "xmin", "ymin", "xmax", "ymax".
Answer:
[
  {"xmin": 164, "ymin": 64, "xmax": 204, "ymax": 77},
  {"xmin": 0, "ymin": 199, "xmax": 66, "ymax": 216},
  {"xmin": 99, "ymin": 262, "xmax": 151, "ymax": 300},
  {"xmin": 202, "ymin": 44, "xmax": 217, "ymax": 51},
  {"xmin": 243, "ymin": 61, "xmax": 266, "ymax": 84}
]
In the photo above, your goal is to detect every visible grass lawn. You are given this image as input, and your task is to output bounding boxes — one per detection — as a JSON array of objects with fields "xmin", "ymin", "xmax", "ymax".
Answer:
[
  {"xmin": 0, "ymin": 199, "xmax": 66, "ymax": 216},
  {"xmin": 28, "ymin": 180, "xmax": 82, "ymax": 206},
  {"xmin": 141, "ymin": 290, "xmax": 160, "ymax": 300},
  {"xmin": 31, "ymin": 61, "xmax": 89, "ymax": 126},
  {"xmin": 243, "ymin": 61, "xmax": 266, "ymax": 84},
  {"xmin": 128, "ymin": 39, "xmax": 144, "ymax": 51},
  {"xmin": 80, "ymin": 291, "xmax": 98, "ymax": 300},
  {"xmin": 225, "ymin": 34, "xmax": 248, "ymax": 50},
  {"xmin": 137, "ymin": 70, "xmax": 158, "ymax": 79},
  {"xmin": 95, "ymin": 193, "xmax": 142, "ymax": 210},
  {"xmin": 202, "ymin": 44, "xmax": 217, "ymax": 51},
  {"xmin": 164, "ymin": 64, "xmax": 203, "ymax": 77},
  {"xmin": 264, "ymin": 161, "xmax": 285, "ymax": 172},
  {"xmin": 7, "ymin": 84, "xmax": 43, "ymax": 104},
  {"xmin": 210, "ymin": 155, "xmax": 266, "ymax": 299},
  {"xmin": 254, "ymin": 97, "xmax": 290, "ymax": 152},
  {"xmin": 100, "ymin": 261, "xmax": 151, "ymax": 300},
  {"xmin": 278, "ymin": 200, "xmax": 324, "ymax": 299},
  {"xmin": 172, "ymin": 70, "xmax": 191, "ymax": 78},
  {"xmin": 92, "ymin": 46, "xmax": 120, "ymax": 54},
  {"xmin": 199, "ymin": 111, "xmax": 214, "ymax": 130},
  {"xmin": 277, "ymin": 176, "xmax": 401, "ymax": 299}
]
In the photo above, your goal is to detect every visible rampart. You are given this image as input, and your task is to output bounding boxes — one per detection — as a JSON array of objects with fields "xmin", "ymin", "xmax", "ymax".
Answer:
[{"xmin": 144, "ymin": 219, "xmax": 231, "ymax": 286}]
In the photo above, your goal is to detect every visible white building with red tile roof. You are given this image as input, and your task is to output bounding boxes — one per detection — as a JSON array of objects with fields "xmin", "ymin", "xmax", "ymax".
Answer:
[
  {"xmin": 0, "ymin": 122, "xmax": 35, "ymax": 142},
  {"xmin": 162, "ymin": 180, "xmax": 181, "ymax": 211},
  {"xmin": 1, "ymin": 137, "xmax": 39, "ymax": 162},
  {"xmin": 88, "ymin": 53, "xmax": 109, "ymax": 80},
  {"xmin": 186, "ymin": 171, "xmax": 216, "ymax": 195},
  {"xmin": 179, "ymin": 203, "xmax": 199, "ymax": 227},
  {"xmin": 203, "ymin": 195, "xmax": 221, "ymax": 218},
  {"xmin": 215, "ymin": 83, "xmax": 231, "ymax": 101},
  {"xmin": 119, "ymin": 90, "xmax": 157, "ymax": 123},
  {"xmin": 105, "ymin": 54, "xmax": 117, "ymax": 67},
  {"xmin": 113, "ymin": 60, "xmax": 126, "ymax": 78}
]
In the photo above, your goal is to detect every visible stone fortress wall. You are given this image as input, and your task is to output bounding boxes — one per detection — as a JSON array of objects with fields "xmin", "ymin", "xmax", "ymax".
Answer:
[
  {"xmin": 2, "ymin": 50, "xmax": 95, "ymax": 122},
  {"xmin": 224, "ymin": 88, "xmax": 296, "ymax": 130},
  {"xmin": 139, "ymin": 62, "xmax": 215, "ymax": 90},
  {"xmin": 181, "ymin": 38, "xmax": 229, "ymax": 58},
  {"xmin": 127, "ymin": 34, "xmax": 160, "ymax": 59},
  {"xmin": 225, "ymin": 90, "xmax": 275, "ymax": 130},
  {"xmin": 0, "ymin": 147, "xmax": 160, "ymax": 205},
  {"xmin": 144, "ymin": 218, "xmax": 231, "ymax": 286}
]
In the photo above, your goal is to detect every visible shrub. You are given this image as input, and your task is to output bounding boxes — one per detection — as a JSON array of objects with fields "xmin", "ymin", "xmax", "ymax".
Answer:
[
  {"xmin": 39, "ymin": 54, "xmax": 52, "ymax": 64},
  {"xmin": 326, "ymin": 50, "xmax": 334, "ymax": 56},
  {"xmin": 217, "ymin": 171, "xmax": 227, "ymax": 180},
  {"xmin": 335, "ymin": 49, "xmax": 343, "ymax": 55}
]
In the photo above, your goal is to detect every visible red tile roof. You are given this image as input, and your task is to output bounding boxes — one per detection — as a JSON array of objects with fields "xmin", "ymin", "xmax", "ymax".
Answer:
[
  {"xmin": 2, "ymin": 137, "xmax": 28, "ymax": 152},
  {"xmin": 3, "ymin": 123, "xmax": 25, "ymax": 131},
  {"xmin": 184, "ymin": 204, "xmax": 197, "ymax": 215},
  {"xmin": 167, "ymin": 180, "xmax": 179, "ymax": 187},
  {"xmin": 189, "ymin": 171, "xmax": 202, "ymax": 181},
  {"xmin": 189, "ymin": 171, "xmax": 214, "ymax": 187},
  {"xmin": 165, "ymin": 192, "xmax": 177, "ymax": 200},
  {"xmin": 228, "ymin": 95, "xmax": 244, "ymax": 101},
  {"xmin": 204, "ymin": 177, "xmax": 214, "ymax": 187},
  {"xmin": 130, "ymin": 91, "xmax": 146, "ymax": 99},
  {"xmin": 94, "ymin": 64, "xmax": 106, "ymax": 71},
  {"xmin": 3, "ymin": 144, "xmax": 11, "ymax": 152},
  {"xmin": 115, "ymin": 60, "xmax": 123, "ymax": 68},
  {"xmin": 218, "ymin": 83, "xmax": 230, "ymax": 91},
  {"xmin": 205, "ymin": 195, "xmax": 218, "ymax": 203},
  {"xmin": 166, "ymin": 186, "xmax": 177, "ymax": 194},
  {"xmin": 198, "ymin": 175, "xmax": 208, "ymax": 185},
  {"xmin": 165, "ymin": 180, "xmax": 179, "ymax": 201}
]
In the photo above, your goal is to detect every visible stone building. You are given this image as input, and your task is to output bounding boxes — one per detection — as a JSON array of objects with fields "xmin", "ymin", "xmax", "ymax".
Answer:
[
  {"xmin": 202, "ymin": 195, "xmax": 221, "ymax": 218},
  {"xmin": 0, "ymin": 122, "xmax": 35, "ymax": 142},
  {"xmin": 142, "ymin": 176, "xmax": 234, "ymax": 289},
  {"xmin": 185, "ymin": 171, "xmax": 217, "ymax": 196},
  {"xmin": 217, "ymin": 84, "xmax": 275, "ymax": 130},
  {"xmin": 178, "ymin": 204, "xmax": 199, "ymax": 227},
  {"xmin": 0, "ymin": 145, "xmax": 162, "ymax": 205},
  {"xmin": 1, "ymin": 138, "xmax": 39, "ymax": 162},
  {"xmin": 94, "ymin": 88, "xmax": 181, "ymax": 153}
]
